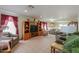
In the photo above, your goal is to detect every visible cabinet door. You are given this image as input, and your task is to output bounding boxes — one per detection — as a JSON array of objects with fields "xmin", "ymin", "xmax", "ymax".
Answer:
[{"xmin": 23, "ymin": 33, "xmax": 30, "ymax": 40}]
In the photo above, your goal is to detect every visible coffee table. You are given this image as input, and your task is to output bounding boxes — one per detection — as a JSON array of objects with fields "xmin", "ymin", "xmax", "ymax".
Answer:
[{"xmin": 51, "ymin": 42, "xmax": 63, "ymax": 53}]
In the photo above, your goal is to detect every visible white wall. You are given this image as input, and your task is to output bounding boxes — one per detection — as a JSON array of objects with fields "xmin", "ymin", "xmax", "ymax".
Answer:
[{"xmin": 18, "ymin": 16, "xmax": 27, "ymax": 39}]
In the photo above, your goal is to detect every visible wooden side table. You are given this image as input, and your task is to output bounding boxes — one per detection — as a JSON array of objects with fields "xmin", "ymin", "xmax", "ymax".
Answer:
[{"xmin": 51, "ymin": 42, "xmax": 63, "ymax": 53}]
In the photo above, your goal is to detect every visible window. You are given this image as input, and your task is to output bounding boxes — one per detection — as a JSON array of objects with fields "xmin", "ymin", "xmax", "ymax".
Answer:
[
  {"xmin": 3, "ymin": 17, "xmax": 16, "ymax": 35},
  {"xmin": 59, "ymin": 24, "xmax": 76, "ymax": 33},
  {"xmin": 58, "ymin": 24, "xmax": 67, "ymax": 29}
]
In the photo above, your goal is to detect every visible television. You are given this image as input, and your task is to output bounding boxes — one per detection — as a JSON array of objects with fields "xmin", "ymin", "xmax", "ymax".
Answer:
[{"xmin": 30, "ymin": 25, "xmax": 38, "ymax": 32}]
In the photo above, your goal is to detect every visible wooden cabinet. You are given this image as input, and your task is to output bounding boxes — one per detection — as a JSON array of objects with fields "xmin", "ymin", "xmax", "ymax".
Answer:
[
  {"xmin": 37, "ymin": 21, "xmax": 43, "ymax": 36},
  {"xmin": 23, "ymin": 33, "xmax": 31, "ymax": 40},
  {"xmin": 23, "ymin": 21, "xmax": 30, "ymax": 40},
  {"xmin": 38, "ymin": 22, "xmax": 42, "ymax": 31},
  {"xmin": 23, "ymin": 21, "xmax": 44, "ymax": 40}
]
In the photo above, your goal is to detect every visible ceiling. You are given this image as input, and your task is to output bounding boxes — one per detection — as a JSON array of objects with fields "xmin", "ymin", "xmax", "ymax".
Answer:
[{"xmin": 0, "ymin": 5, "xmax": 79, "ymax": 21}]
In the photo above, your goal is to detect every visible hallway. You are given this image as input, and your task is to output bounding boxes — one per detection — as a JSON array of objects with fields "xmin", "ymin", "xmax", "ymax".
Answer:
[{"xmin": 13, "ymin": 34, "xmax": 56, "ymax": 53}]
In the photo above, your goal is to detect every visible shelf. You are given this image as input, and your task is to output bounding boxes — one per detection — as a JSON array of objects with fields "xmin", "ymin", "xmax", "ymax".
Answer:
[{"xmin": 23, "ymin": 21, "xmax": 43, "ymax": 40}]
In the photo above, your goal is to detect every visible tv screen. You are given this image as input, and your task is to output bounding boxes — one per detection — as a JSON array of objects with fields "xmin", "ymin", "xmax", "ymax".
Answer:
[{"xmin": 30, "ymin": 25, "xmax": 38, "ymax": 32}]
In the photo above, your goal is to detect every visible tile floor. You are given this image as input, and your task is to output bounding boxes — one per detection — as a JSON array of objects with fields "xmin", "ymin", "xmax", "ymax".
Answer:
[{"xmin": 12, "ymin": 34, "xmax": 56, "ymax": 53}]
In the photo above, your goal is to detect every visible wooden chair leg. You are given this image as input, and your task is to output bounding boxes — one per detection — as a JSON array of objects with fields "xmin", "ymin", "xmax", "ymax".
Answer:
[
  {"xmin": 51, "ymin": 46, "xmax": 53, "ymax": 53},
  {"xmin": 53, "ymin": 48, "xmax": 55, "ymax": 53},
  {"xmin": 51, "ymin": 46, "xmax": 56, "ymax": 53}
]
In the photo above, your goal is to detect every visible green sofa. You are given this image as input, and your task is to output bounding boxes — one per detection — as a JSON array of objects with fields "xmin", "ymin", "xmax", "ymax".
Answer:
[{"xmin": 63, "ymin": 35, "xmax": 79, "ymax": 53}]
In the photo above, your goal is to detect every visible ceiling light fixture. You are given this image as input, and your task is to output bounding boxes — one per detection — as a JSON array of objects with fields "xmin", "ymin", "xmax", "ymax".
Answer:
[
  {"xmin": 28, "ymin": 5, "xmax": 34, "ymax": 8},
  {"xmin": 24, "ymin": 10, "xmax": 28, "ymax": 13},
  {"xmin": 49, "ymin": 19, "xmax": 56, "ymax": 22}
]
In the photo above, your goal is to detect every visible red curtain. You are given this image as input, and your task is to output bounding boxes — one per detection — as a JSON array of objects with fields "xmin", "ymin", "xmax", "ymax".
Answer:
[
  {"xmin": 12, "ymin": 16, "xmax": 19, "ymax": 34},
  {"xmin": 12, "ymin": 16, "xmax": 18, "ymax": 34},
  {"xmin": 43, "ymin": 22, "xmax": 45, "ymax": 29},
  {"xmin": 1, "ymin": 14, "xmax": 19, "ymax": 35},
  {"xmin": 42, "ymin": 22, "xmax": 48, "ymax": 30},
  {"xmin": 1, "ymin": 14, "xmax": 9, "ymax": 25},
  {"xmin": 46, "ymin": 22, "xmax": 48, "ymax": 30}
]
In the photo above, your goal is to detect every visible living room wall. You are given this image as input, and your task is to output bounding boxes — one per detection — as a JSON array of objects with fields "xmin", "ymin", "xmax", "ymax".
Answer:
[
  {"xmin": 18, "ymin": 16, "xmax": 27, "ymax": 39},
  {"xmin": 0, "ymin": 9, "xmax": 40, "ymax": 39}
]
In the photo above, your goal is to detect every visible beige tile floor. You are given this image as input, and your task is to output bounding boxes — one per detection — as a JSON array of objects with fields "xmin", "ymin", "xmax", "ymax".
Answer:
[{"xmin": 12, "ymin": 34, "xmax": 56, "ymax": 53}]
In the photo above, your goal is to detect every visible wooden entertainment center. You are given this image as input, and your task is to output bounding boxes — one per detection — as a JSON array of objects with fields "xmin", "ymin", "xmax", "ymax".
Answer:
[{"xmin": 22, "ymin": 20, "xmax": 44, "ymax": 40}]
